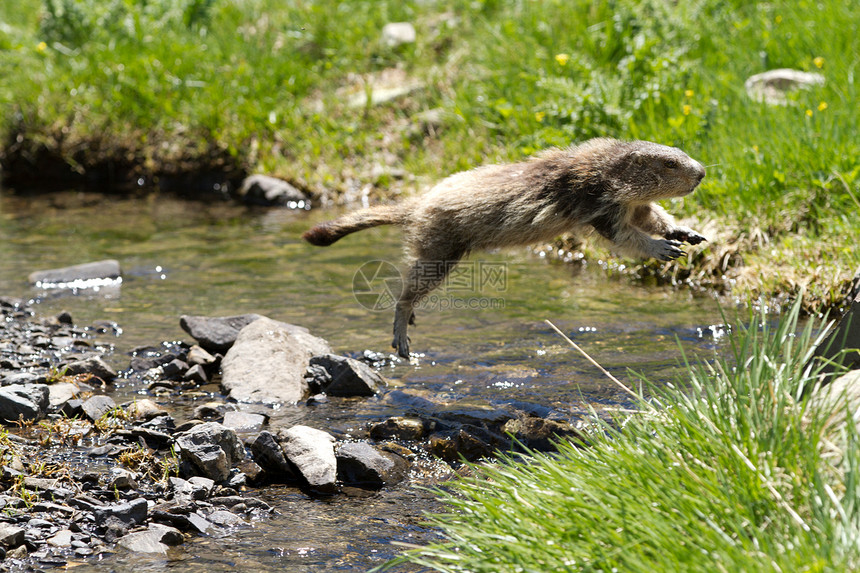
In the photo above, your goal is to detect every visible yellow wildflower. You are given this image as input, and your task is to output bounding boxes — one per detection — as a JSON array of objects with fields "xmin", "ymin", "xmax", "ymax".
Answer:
[
  {"xmin": 534, "ymin": 111, "xmax": 546, "ymax": 123},
  {"xmin": 775, "ymin": 15, "xmax": 783, "ymax": 24},
  {"xmin": 554, "ymin": 53, "xmax": 570, "ymax": 66},
  {"xmin": 684, "ymin": 89, "xmax": 694, "ymax": 98},
  {"xmin": 37, "ymin": 41, "xmax": 47, "ymax": 52},
  {"xmin": 806, "ymin": 109, "xmax": 813, "ymax": 117},
  {"xmin": 813, "ymin": 57, "xmax": 824, "ymax": 69},
  {"xmin": 682, "ymin": 105, "xmax": 692, "ymax": 116},
  {"xmin": 818, "ymin": 101, "xmax": 828, "ymax": 111}
]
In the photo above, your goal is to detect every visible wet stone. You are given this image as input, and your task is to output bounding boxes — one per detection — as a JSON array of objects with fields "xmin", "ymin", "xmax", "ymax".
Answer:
[
  {"xmin": 176, "ymin": 422, "xmax": 244, "ymax": 482},
  {"xmin": 278, "ymin": 425, "xmax": 337, "ymax": 494},
  {"xmin": 81, "ymin": 395, "xmax": 117, "ymax": 422},
  {"xmin": 183, "ymin": 364, "xmax": 209, "ymax": 384},
  {"xmin": 193, "ymin": 401, "xmax": 238, "ymax": 421},
  {"xmin": 124, "ymin": 398, "xmax": 168, "ymax": 421},
  {"xmin": 48, "ymin": 382, "xmax": 87, "ymax": 409},
  {"xmin": 336, "ymin": 442, "xmax": 409, "ymax": 489},
  {"xmin": 0, "ymin": 523, "xmax": 25, "ymax": 548},
  {"xmin": 186, "ymin": 345, "xmax": 217, "ymax": 368},
  {"xmin": 28, "ymin": 259, "xmax": 121, "ymax": 286},
  {"xmin": 222, "ymin": 410, "xmax": 266, "ymax": 434},
  {"xmin": 369, "ymin": 417, "xmax": 426, "ymax": 441},
  {"xmin": 309, "ymin": 354, "xmax": 386, "ymax": 397},
  {"xmin": 46, "ymin": 530, "xmax": 73, "ymax": 547},
  {"xmin": 220, "ymin": 317, "xmax": 321, "ymax": 404},
  {"xmin": 116, "ymin": 524, "xmax": 183, "ymax": 554},
  {"xmin": 207, "ymin": 509, "xmax": 244, "ymax": 528},
  {"xmin": 179, "ymin": 314, "xmax": 263, "ymax": 354},
  {"xmin": 250, "ymin": 431, "xmax": 296, "ymax": 482},
  {"xmin": 93, "ymin": 498, "xmax": 148, "ymax": 529},
  {"xmin": 237, "ymin": 174, "xmax": 308, "ymax": 207},
  {"xmin": 0, "ymin": 384, "xmax": 49, "ymax": 424},
  {"xmin": 63, "ymin": 356, "xmax": 117, "ymax": 381},
  {"xmin": 160, "ymin": 358, "xmax": 189, "ymax": 379},
  {"xmin": 502, "ymin": 415, "xmax": 585, "ymax": 451}
]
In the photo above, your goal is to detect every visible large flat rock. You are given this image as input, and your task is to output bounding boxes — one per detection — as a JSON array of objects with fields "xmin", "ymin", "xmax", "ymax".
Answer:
[{"xmin": 220, "ymin": 317, "xmax": 330, "ymax": 404}]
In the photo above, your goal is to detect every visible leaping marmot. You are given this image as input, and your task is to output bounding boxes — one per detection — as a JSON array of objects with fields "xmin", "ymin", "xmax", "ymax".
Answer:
[{"xmin": 303, "ymin": 138, "xmax": 707, "ymax": 358}]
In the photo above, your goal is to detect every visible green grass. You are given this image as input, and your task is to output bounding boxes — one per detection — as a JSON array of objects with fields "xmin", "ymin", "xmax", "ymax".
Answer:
[
  {"xmin": 0, "ymin": 0, "xmax": 858, "ymax": 305},
  {"xmin": 385, "ymin": 302, "xmax": 860, "ymax": 571}
]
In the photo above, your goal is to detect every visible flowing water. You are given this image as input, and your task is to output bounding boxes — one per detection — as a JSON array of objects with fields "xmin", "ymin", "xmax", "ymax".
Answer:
[{"xmin": 0, "ymin": 191, "xmax": 729, "ymax": 571}]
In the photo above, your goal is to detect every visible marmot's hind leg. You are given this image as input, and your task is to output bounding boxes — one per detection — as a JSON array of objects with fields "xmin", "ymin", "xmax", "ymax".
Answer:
[{"xmin": 392, "ymin": 253, "xmax": 463, "ymax": 358}]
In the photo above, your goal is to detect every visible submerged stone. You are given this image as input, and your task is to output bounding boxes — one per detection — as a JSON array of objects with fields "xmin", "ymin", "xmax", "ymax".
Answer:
[{"xmin": 28, "ymin": 260, "xmax": 121, "ymax": 287}]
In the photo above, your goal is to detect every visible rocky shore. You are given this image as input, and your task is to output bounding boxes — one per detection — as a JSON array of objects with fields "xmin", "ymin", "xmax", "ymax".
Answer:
[{"xmin": 0, "ymin": 290, "xmax": 586, "ymax": 569}]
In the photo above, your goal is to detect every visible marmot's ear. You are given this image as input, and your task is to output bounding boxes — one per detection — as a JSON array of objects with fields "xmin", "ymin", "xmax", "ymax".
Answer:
[{"xmin": 629, "ymin": 150, "xmax": 647, "ymax": 164}]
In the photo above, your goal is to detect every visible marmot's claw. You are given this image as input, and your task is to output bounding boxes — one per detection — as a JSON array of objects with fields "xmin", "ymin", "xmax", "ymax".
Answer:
[
  {"xmin": 654, "ymin": 239, "xmax": 685, "ymax": 261},
  {"xmin": 392, "ymin": 335, "xmax": 411, "ymax": 359}
]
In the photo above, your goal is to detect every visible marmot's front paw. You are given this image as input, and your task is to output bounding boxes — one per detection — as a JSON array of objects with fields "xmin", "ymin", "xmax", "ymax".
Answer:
[
  {"xmin": 653, "ymin": 239, "xmax": 685, "ymax": 261},
  {"xmin": 666, "ymin": 226, "xmax": 707, "ymax": 245}
]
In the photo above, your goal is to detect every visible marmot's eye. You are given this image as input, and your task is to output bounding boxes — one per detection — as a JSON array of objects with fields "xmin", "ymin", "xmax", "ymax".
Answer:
[{"xmin": 664, "ymin": 159, "xmax": 679, "ymax": 169}]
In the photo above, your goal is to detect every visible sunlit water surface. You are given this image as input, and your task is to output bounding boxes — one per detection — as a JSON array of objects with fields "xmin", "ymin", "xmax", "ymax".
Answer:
[{"xmin": 0, "ymin": 191, "xmax": 729, "ymax": 571}]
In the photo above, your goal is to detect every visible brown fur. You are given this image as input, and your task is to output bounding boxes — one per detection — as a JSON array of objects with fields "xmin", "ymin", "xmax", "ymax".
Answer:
[{"xmin": 303, "ymin": 138, "xmax": 706, "ymax": 358}]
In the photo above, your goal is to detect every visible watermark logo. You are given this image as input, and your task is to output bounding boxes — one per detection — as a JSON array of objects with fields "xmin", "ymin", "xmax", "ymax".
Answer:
[
  {"xmin": 352, "ymin": 260, "xmax": 508, "ymax": 311},
  {"xmin": 352, "ymin": 260, "xmax": 403, "ymax": 311}
]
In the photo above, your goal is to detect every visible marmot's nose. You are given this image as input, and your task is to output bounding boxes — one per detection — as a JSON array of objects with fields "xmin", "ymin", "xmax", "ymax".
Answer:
[{"xmin": 694, "ymin": 161, "xmax": 706, "ymax": 182}]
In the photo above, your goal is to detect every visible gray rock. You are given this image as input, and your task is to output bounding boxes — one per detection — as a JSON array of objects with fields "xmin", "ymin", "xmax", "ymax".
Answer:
[
  {"xmin": 125, "ymin": 398, "xmax": 168, "ymax": 421},
  {"xmin": 369, "ymin": 417, "xmax": 426, "ymax": 441},
  {"xmin": 0, "ymin": 384, "xmax": 49, "ymax": 423},
  {"xmin": 745, "ymin": 68, "xmax": 825, "ymax": 105},
  {"xmin": 237, "ymin": 174, "xmax": 309, "ymax": 207},
  {"xmin": 116, "ymin": 524, "xmax": 183, "ymax": 554},
  {"xmin": 183, "ymin": 364, "xmax": 209, "ymax": 384},
  {"xmin": 94, "ymin": 498, "xmax": 148, "ymax": 529},
  {"xmin": 222, "ymin": 410, "xmax": 266, "ymax": 434},
  {"xmin": 501, "ymin": 416, "xmax": 584, "ymax": 451},
  {"xmin": 0, "ymin": 370, "xmax": 45, "ymax": 386},
  {"xmin": 81, "ymin": 395, "xmax": 117, "ymax": 422},
  {"xmin": 192, "ymin": 401, "xmax": 238, "ymax": 421},
  {"xmin": 108, "ymin": 467, "xmax": 139, "ymax": 490},
  {"xmin": 176, "ymin": 422, "xmax": 244, "ymax": 482},
  {"xmin": 188, "ymin": 476, "xmax": 216, "ymax": 498},
  {"xmin": 221, "ymin": 318, "xmax": 330, "ymax": 404},
  {"xmin": 179, "ymin": 314, "xmax": 263, "ymax": 353},
  {"xmin": 46, "ymin": 529, "xmax": 73, "ymax": 547},
  {"xmin": 336, "ymin": 442, "xmax": 409, "ymax": 489},
  {"xmin": 278, "ymin": 425, "xmax": 337, "ymax": 494},
  {"xmin": 63, "ymin": 356, "xmax": 117, "ymax": 381},
  {"xmin": 186, "ymin": 512, "xmax": 213, "ymax": 534},
  {"xmin": 0, "ymin": 523, "xmax": 24, "ymax": 548},
  {"xmin": 309, "ymin": 354, "xmax": 386, "ymax": 397},
  {"xmin": 250, "ymin": 431, "xmax": 296, "ymax": 481},
  {"xmin": 48, "ymin": 382, "xmax": 87, "ymax": 409},
  {"xmin": 381, "ymin": 22, "xmax": 416, "ymax": 47},
  {"xmin": 187, "ymin": 345, "xmax": 217, "ymax": 367},
  {"xmin": 28, "ymin": 259, "xmax": 121, "ymax": 286},
  {"xmin": 160, "ymin": 358, "xmax": 189, "ymax": 379},
  {"xmin": 168, "ymin": 476, "xmax": 214, "ymax": 502},
  {"xmin": 207, "ymin": 509, "xmax": 244, "ymax": 527}
]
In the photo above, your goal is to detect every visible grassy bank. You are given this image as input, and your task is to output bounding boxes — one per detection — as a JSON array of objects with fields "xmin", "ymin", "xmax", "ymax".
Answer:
[
  {"xmin": 1, "ymin": 0, "xmax": 858, "ymax": 306},
  {"xmin": 386, "ymin": 304, "xmax": 860, "ymax": 571}
]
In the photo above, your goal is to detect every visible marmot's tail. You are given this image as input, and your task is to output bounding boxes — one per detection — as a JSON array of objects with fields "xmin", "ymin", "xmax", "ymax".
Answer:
[{"xmin": 302, "ymin": 205, "xmax": 404, "ymax": 246}]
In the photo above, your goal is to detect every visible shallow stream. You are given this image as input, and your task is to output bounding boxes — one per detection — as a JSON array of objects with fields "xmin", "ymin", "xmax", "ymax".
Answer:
[{"xmin": 0, "ymin": 191, "xmax": 729, "ymax": 571}]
